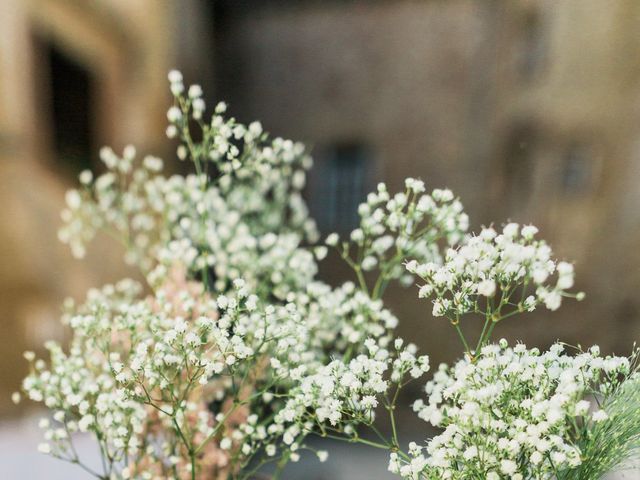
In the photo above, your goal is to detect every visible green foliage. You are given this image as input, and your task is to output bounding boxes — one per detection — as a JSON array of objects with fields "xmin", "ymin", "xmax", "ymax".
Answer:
[{"xmin": 560, "ymin": 370, "xmax": 640, "ymax": 480}]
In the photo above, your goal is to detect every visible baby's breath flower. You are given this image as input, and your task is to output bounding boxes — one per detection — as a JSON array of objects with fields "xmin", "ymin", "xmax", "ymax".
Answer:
[
  {"xmin": 400, "ymin": 341, "xmax": 631, "ymax": 479},
  {"xmin": 26, "ymin": 69, "xmax": 635, "ymax": 480},
  {"xmin": 325, "ymin": 232, "xmax": 339, "ymax": 246},
  {"xmin": 167, "ymin": 106, "xmax": 182, "ymax": 122},
  {"xmin": 412, "ymin": 223, "xmax": 576, "ymax": 320}
]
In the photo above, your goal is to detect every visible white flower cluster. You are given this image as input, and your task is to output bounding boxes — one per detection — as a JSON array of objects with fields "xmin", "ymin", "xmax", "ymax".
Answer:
[
  {"xmin": 22, "ymin": 281, "xmax": 151, "ymax": 475},
  {"xmin": 23, "ymin": 70, "xmax": 640, "ymax": 480},
  {"xmin": 166, "ymin": 70, "xmax": 314, "ymax": 219},
  {"xmin": 391, "ymin": 341, "xmax": 630, "ymax": 480},
  {"xmin": 275, "ymin": 339, "xmax": 430, "ymax": 445},
  {"xmin": 407, "ymin": 223, "xmax": 579, "ymax": 320},
  {"xmin": 287, "ymin": 280, "xmax": 400, "ymax": 358},
  {"xmin": 22, "ymin": 274, "xmax": 318, "ymax": 478},
  {"xmin": 58, "ymin": 124, "xmax": 317, "ymax": 301},
  {"xmin": 326, "ymin": 179, "xmax": 468, "ymax": 298}
]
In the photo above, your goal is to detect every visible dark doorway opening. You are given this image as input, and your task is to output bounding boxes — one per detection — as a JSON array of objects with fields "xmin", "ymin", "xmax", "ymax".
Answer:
[{"xmin": 47, "ymin": 44, "xmax": 96, "ymax": 175}]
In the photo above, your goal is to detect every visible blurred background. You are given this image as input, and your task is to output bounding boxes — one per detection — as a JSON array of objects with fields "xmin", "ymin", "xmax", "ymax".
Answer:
[{"xmin": 2, "ymin": 0, "xmax": 640, "ymax": 477}]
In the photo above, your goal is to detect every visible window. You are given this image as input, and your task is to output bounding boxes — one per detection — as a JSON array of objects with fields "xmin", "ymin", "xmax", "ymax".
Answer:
[
  {"xmin": 310, "ymin": 142, "xmax": 371, "ymax": 234},
  {"xmin": 517, "ymin": 9, "xmax": 547, "ymax": 81},
  {"xmin": 561, "ymin": 142, "xmax": 594, "ymax": 193},
  {"xmin": 48, "ymin": 44, "xmax": 96, "ymax": 175}
]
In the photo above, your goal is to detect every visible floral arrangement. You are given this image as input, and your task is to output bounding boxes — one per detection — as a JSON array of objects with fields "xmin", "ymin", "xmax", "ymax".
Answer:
[{"xmin": 16, "ymin": 71, "xmax": 640, "ymax": 480}]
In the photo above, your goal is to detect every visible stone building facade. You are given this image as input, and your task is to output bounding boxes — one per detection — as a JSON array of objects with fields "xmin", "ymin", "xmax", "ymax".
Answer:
[
  {"xmin": 0, "ymin": 0, "xmax": 213, "ymax": 413},
  {"xmin": 3, "ymin": 0, "xmax": 640, "ymax": 411},
  {"xmin": 212, "ymin": 0, "xmax": 640, "ymax": 365}
]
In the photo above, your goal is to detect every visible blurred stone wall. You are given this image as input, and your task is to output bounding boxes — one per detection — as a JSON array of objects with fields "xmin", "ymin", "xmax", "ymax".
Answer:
[
  {"xmin": 212, "ymin": 0, "xmax": 640, "ymax": 369},
  {"xmin": 3, "ymin": 0, "xmax": 640, "ymax": 415},
  {"xmin": 0, "ymin": 0, "xmax": 213, "ymax": 414}
]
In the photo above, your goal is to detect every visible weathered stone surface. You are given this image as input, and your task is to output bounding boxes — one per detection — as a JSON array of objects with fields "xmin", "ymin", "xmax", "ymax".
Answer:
[{"xmin": 214, "ymin": 0, "xmax": 640, "ymax": 367}]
